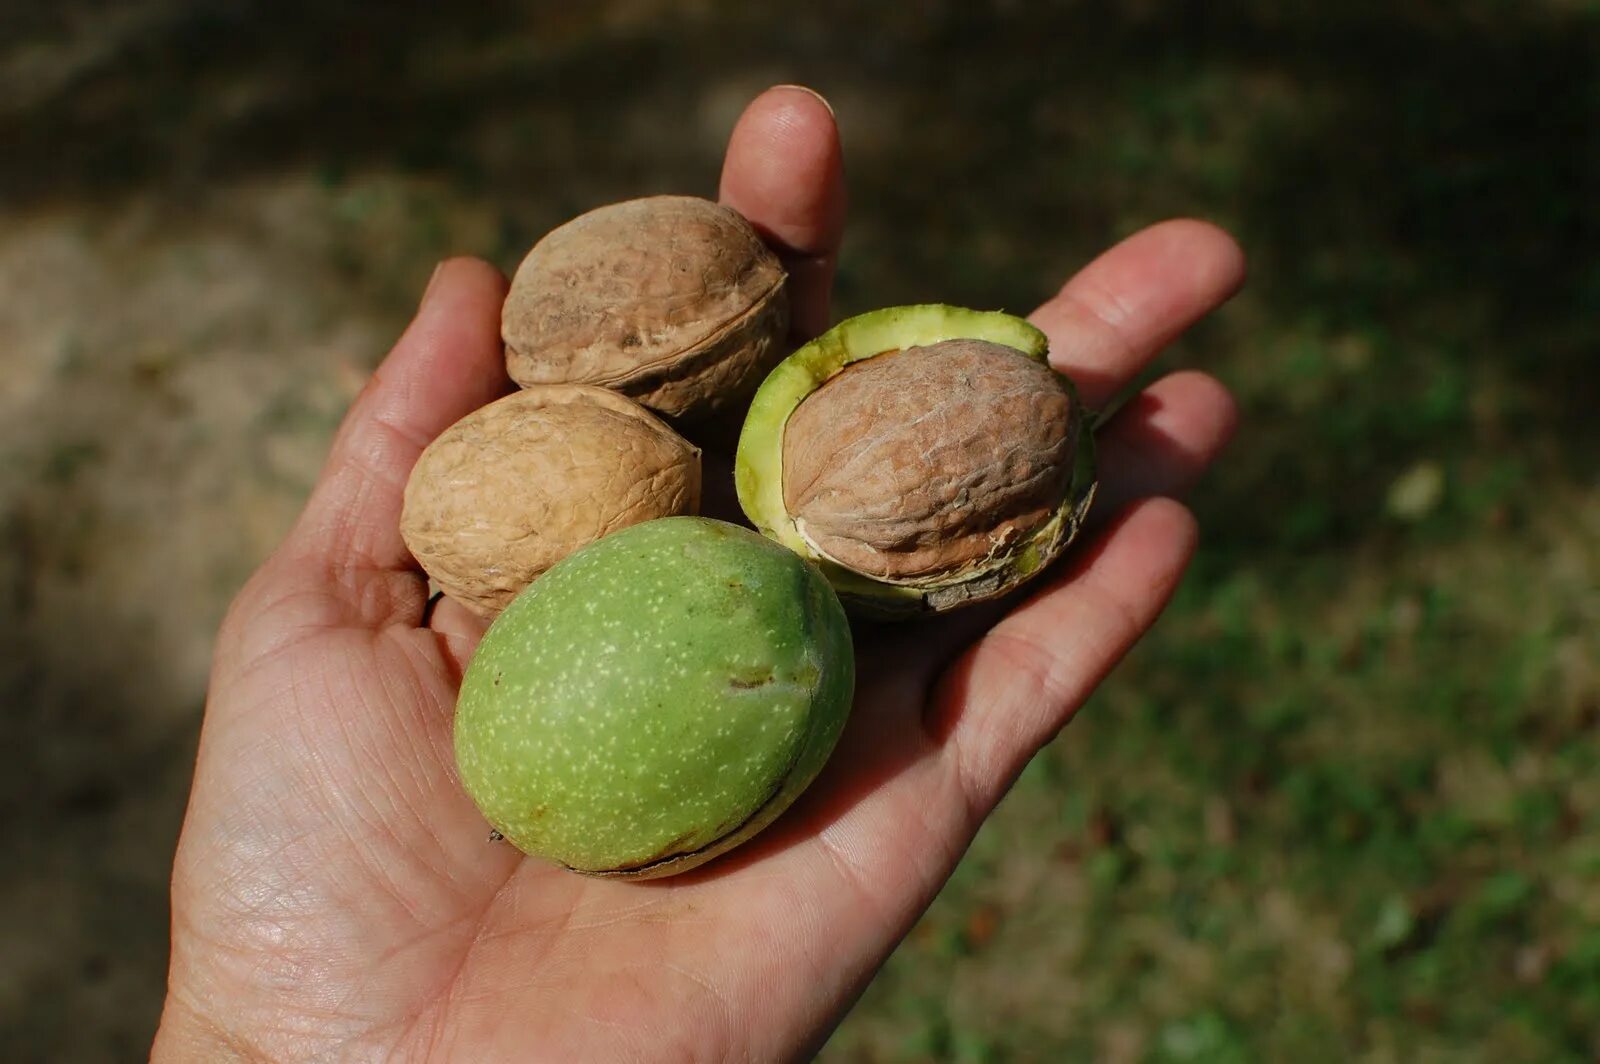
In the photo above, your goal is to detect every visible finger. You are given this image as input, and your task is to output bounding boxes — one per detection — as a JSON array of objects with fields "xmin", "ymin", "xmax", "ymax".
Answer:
[
  {"xmin": 719, "ymin": 85, "xmax": 846, "ymax": 340},
  {"xmin": 286, "ymin": 258, "xmax": 512, "ymax": 582},
  {"xmin": 1031, "ymin": 219, "xmax": 1245, "ymax": 408},
  {"xmin": 428, "ymin": 594, "xmax": 493, "ymax": 679},
  {"xmin": 1091, "ymin": 369, "xmax": 1239, "ymax": 518},
  {"xmin": 932, "ymin": 498, "xmax": 1198, "ymax": 812}
]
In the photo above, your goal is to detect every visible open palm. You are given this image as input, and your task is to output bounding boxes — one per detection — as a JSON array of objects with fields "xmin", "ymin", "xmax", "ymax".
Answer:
[{"xmin": 155, "ymin": 87, "xmax": 1244, "ymax": 1062}]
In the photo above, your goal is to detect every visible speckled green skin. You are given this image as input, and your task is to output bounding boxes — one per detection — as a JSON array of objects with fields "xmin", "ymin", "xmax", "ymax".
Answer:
[{"xmin": 454, "ymin": 517, "xmax": 854, "ymax": 879}]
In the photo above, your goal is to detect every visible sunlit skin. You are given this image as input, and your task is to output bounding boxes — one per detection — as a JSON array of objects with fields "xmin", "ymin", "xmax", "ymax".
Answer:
[{"xmin": 154, "ymin": 86, "xmax": 1245, "ymax": 1062}]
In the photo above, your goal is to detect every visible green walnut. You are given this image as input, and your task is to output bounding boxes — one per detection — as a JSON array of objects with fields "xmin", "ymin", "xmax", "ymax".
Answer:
[
  {"xmin": 735, "ymin": 304, "xmax": 1097, "ymax": 617},
  {"xmin": 454, "ymin": 517, "xmax": 854, "ymax": 879}
]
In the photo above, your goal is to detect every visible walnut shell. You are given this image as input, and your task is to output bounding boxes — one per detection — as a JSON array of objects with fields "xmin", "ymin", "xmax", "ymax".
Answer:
[
  {"xmin": 502, "ymin": 196, "xmax": 789, "ymax": 423},
  {"xmin": 782, "ymin": 340, "xmax": 1075, "ymax": 581},
  {"xmin": 735, "ymin": 305, "xmax": 1096, "ymax": 617},
  {"xmin": 401, "ymin": 385, "xmax": 701, "ymax": 617}
]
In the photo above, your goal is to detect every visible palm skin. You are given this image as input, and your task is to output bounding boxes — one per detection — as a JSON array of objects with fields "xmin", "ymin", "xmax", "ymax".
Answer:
[{"xmin": 154, "ymin": 87, "xmax": 1245, "ymax": 1062}]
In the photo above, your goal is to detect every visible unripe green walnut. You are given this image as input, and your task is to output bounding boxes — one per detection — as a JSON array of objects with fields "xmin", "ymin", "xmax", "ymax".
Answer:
[{"xmin": 455, "ymin": 517, "xmax": 854, "ymax": 879}]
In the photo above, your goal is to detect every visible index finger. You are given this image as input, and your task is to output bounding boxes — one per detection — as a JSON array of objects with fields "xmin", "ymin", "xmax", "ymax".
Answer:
[{"xmin": 1030, "ymin": 218, "xmax": 1246, "ymax": 409}]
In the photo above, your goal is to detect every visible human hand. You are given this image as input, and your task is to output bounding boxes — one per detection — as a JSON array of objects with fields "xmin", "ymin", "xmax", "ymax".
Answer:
[{"xmin": 154, "ymin": 86, "xmax": 1243, "ymax": 1062}]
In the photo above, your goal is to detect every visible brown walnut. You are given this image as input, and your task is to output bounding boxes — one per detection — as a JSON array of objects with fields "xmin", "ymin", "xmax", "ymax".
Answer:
[
  {"xmin": 502, "ymin": 196, "xmax": 789, "ymax": 423},
  {"xmin": 780, "ymin": 339, "xmax": 1077, "ymax": 583},
  {"xmin": 401, "ymin": 385, "xmax": 700, "ymax": 616}
]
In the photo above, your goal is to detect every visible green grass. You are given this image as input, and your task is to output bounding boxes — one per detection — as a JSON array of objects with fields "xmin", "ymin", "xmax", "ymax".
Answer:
[{"xmin": 841, "ymin": 500, "xmax": 1597, "ymax": 1060}]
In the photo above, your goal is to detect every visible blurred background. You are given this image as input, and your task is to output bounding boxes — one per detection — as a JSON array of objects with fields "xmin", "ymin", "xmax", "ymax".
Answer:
[{"xmin": 2, "ymin": 1, "xmax": 1595, "ymax": 1059}]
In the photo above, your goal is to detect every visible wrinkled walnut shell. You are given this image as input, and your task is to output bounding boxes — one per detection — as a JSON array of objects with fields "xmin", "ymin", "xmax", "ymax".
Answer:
[
  {"xmin": 735, "ymin": 305, "xmax": 1096, "ymax": 617},
  {"xmin": 782, "ymin": 340, "xmax": 1076, "ymax": 581},
  {"xmin": 502, "ymin": 196, "xmax": 789, "ymax": 423},
  {"xmin": 401, "ymin": 385, "xmax": 700, "ymax": 617}
]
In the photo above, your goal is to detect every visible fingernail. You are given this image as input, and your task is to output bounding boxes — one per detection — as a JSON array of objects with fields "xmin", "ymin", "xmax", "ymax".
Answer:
[
  {"xmin": 420, "ymin": 260, "xmax": 447, "ymax": 307},
  {"xmin": 772, "ymin": 84, "xmax": 835, "ymax": 118}
]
